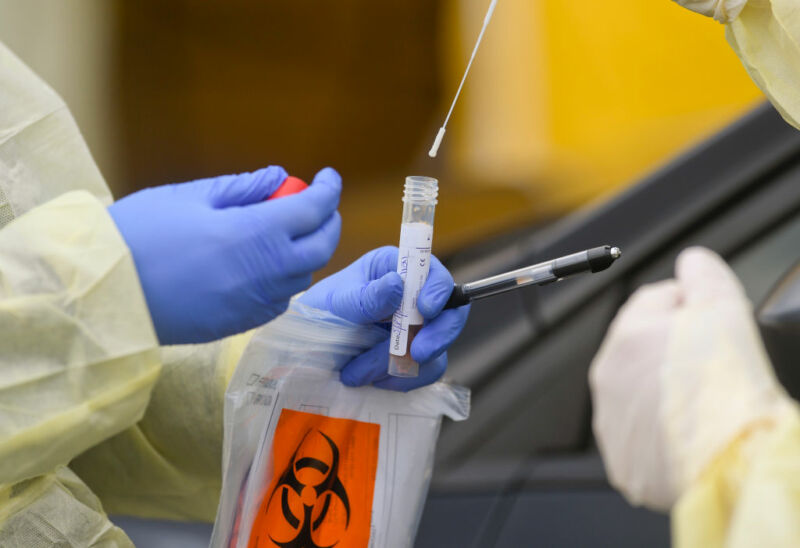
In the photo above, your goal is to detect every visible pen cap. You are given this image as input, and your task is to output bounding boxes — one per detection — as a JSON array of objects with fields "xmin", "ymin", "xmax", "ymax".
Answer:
[
  {"xmin": 268, "ymin": 175, "xmax": 308, "ymax": 200},
  {"xmin": 587, "ymin": 245, "xmax": 618, "ymax": 272},
  {"xmin": 551, "ymin": 246, "xmax": 618, "ymax": 278}
]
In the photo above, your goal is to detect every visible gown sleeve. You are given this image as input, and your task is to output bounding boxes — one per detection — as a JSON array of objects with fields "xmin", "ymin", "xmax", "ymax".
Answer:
[
  {"xmin": 0, "ymin": 190, "xmax": 161, "ymax": 486},
  {"xmin": 673, "ymin": 406, "xmax": 800, "ymax": 547}
]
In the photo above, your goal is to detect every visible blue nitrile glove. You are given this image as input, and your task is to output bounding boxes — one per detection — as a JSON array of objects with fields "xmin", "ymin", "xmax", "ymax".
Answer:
[
  {"xmin": 109, "ymin": 166, "xmax": 342, "ymax": 344},
  {"xmin": 299, "ymin": 246, "xmax": 470, "ymax": 391}
]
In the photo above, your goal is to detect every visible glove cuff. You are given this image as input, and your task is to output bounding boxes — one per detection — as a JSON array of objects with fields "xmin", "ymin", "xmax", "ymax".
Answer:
[{"xmin": 663, "ymin": 364, "xmax": 794, "ymax": 497}]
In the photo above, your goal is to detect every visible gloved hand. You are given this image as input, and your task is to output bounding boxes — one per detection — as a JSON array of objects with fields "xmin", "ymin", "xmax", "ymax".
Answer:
[
  {"xmin": 299, "ymin": 246, "xmax": 470, "ymax": 391},
  {"xmin": 109, "ymin": 166, "xmax": 342, "ymax": 344},
  {"xmin": 590, "ymin": 247, "xmax": 794, "ymax": 511},
  {"xmin": 673, "ymin": 0, "xmax": 748, "ymax": 23}
]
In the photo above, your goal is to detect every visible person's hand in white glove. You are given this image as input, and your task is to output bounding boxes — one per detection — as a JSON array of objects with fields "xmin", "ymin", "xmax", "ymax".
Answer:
[
  {"xmin": 673, "ymin": 0, "xmax": 748, "ymax": 23},
  {"xmin": 590, "ymin": 246, "xmax": 794, "ymax": 511}
]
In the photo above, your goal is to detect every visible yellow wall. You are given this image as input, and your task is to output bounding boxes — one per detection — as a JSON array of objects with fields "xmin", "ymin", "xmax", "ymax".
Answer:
[{"xmin": 445, "ymin": 0, "xmax": 764, "ymax": 215}]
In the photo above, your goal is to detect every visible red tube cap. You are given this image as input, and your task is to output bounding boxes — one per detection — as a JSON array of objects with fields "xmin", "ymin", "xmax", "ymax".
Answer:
[{"xmin": 268, "ymin": 175, "xmax": 308, "ymax": 200}]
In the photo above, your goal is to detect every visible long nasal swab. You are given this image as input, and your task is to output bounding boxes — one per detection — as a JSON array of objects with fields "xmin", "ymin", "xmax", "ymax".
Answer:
[{"xmin": 428, "ymin": 0, "xmax": 498, "ymax": 158}]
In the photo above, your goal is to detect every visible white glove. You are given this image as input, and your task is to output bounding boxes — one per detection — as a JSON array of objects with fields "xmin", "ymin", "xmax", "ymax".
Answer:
[
  {"xmin": 673, "ymin": 0, "xmax": 748, "ymax": 22},
  {"xmin": 590, "ymin": 247, "xmax": 794, "ymax": 511}
]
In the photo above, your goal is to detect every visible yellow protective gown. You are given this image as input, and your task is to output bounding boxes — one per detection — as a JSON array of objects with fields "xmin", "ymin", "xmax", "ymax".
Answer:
[
  {"xmin": 71, "ymin": 334, "xmax": 252, "ymax": 523},
  {"xmin": 726, "ymin": 0, "xmax": 800, "ymax": 130},
  {"xmin": 0, "ymin": 41, "xmax": 247, "ymax": 545},
  {"xmin": 673, "ymin": 408, "xmax": 800, "ymax": 547}
]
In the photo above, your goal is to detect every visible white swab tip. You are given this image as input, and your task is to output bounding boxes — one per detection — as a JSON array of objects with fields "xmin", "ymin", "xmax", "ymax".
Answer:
[{"xmin": 428, "ymin": 127, "xmax": 446, "ymax": 158}]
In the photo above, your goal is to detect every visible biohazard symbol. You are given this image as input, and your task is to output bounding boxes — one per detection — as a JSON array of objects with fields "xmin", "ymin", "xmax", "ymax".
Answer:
[
  {"xmin": 267, "ymin": 430, "xmax": 349, "ymax": 548},
  {"xmin": 248, "ymin": 409, "xmax": 379, "ymax": 548}
]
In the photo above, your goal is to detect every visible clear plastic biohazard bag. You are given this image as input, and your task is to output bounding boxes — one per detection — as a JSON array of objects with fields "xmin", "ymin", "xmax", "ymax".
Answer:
[{"xmin": 210, "ymin": 302, "xmax": 470, "ymax": 548}]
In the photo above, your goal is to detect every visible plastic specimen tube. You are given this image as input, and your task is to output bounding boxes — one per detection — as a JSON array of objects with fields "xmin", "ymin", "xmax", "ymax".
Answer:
[{"xmin": 388, "ymin": 176, "xmax": 438, "ymax": 377}]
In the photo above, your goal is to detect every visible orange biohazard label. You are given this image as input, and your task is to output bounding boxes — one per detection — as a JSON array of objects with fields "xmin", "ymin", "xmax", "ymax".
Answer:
[{"xmin": 247, "ymin": 409, "xmax": 380, "ymax": 548}]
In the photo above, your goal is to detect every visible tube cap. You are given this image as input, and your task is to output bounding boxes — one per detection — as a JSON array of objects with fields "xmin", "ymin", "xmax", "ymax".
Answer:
[{"xmin": 268, "ymin": 175, "xmax": 308, "ymax": 200}]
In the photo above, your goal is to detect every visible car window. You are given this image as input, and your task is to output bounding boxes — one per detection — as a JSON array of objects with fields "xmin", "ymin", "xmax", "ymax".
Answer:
[{"xmin": 730, "ymin": 212, "xmax": 800, "ymax": 306}]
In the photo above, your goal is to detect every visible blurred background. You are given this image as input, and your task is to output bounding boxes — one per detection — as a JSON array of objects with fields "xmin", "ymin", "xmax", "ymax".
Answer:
[{"xmin": 0, "ymin": 0, "xmax": 761, "ymax": 272}]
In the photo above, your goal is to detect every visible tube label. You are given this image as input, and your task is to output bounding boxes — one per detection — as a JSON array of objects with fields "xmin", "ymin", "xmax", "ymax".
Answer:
[{"xmin": 390, "ymin": 222, "xmax": 433, "ymax": 356}]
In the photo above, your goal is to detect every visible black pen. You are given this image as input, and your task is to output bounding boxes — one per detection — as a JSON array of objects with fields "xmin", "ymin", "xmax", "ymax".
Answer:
[{"xmin": 444, "ymin": 245, "xmax": 622, "ymax": 309}]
